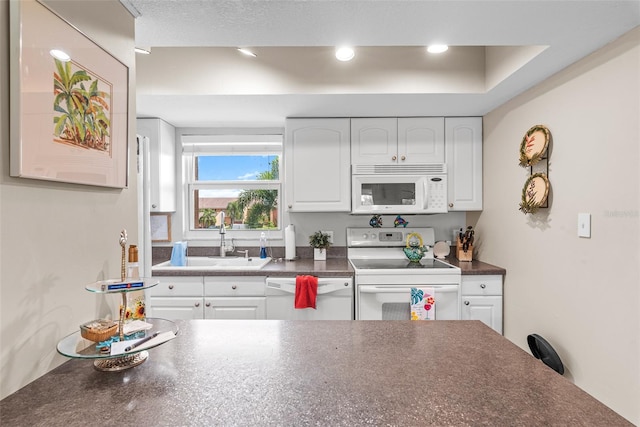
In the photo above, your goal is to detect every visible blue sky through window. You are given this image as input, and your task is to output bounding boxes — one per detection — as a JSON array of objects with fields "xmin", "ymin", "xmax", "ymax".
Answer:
[{"xmin": 197, "ymin": 155, "xmax": 278, "ymax": 181}]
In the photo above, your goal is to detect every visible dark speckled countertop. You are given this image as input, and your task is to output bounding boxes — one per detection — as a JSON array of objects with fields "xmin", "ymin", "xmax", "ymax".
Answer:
[
  {"xmin": 151, "ymin": 256, "xmax": 505, "ymax": 277},
  {"xmin": 0, "ymin": 320, "xmax": 629, "ymax": 426},
  {"xmin": 441, "ymin": 256, "xmax": 506, "ymax": 275}
]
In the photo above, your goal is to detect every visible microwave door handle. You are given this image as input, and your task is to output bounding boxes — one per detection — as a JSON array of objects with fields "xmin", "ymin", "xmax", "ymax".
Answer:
[{"xmin": 423, "ymin": 179, "xmax": 429, "ymax": 209}]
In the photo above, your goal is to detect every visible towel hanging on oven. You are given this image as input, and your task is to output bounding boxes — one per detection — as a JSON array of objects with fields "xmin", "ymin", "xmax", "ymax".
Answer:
[{"xmin": 410, "ymin": 287, "xmax": 436, "ymax": 320}]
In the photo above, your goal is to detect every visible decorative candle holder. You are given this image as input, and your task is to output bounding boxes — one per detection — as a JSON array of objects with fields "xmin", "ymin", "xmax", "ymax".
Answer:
[{"xmin": 118, "ymin": 229, "xmax": 127, "ymax": 339}]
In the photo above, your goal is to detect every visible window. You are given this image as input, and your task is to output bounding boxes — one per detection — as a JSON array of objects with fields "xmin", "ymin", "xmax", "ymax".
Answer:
[{"xmin": 182, "ymin": 134, "xmax": 282, "ymax": 237}]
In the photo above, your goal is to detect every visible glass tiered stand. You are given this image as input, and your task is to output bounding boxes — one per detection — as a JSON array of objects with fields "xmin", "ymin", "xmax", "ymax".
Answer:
[{"xmin": 57, "ymin": 278, "xmax": 178, "ymax": 372}]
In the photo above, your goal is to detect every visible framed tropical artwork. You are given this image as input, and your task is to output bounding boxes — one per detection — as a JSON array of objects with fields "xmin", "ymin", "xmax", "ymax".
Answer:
[{"xmin": 9, "ymin": 0, "xmax": 129, "ymax": 188}]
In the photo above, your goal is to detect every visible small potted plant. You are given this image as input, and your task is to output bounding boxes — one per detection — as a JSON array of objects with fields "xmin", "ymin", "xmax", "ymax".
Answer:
[{"xmin": 309, "ymin": 230, "xmax": 331, "ymax": 261}]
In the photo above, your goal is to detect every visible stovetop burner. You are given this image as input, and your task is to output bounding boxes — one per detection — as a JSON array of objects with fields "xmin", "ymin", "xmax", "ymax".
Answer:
[{"xmin": 350, "ymin": 258, "xmax": 456, "ymax": 270}]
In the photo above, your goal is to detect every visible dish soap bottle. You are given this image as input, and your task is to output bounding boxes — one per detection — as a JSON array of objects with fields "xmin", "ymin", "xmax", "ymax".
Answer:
[{"xmin": 260, "ymin": 232, "xmax": 267, "ymax": 259}]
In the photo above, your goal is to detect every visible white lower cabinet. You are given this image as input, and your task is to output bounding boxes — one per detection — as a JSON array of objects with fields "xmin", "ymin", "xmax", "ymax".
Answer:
[
  {"xmin": 146, "ymin": 276, "xmax": 267, "ymax": 320},
  {"xmin": 460, "ymin": 275, "xmax": 503, "ymax": 334},
  {"xmin": 145, "ymin": 277, "xmax": 205, "ymax": 320},
  {"xmin": 204, "ymin": 277, "xmax": 266, "ymax": 320}
]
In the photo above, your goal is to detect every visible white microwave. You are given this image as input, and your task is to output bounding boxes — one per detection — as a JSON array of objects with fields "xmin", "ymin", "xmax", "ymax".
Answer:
[{"xmin": 351, "ymin": 164, "xmax": 448, "ymax": 214}]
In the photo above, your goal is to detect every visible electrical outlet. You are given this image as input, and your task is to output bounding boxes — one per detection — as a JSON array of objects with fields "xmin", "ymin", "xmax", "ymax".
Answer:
[{"xmin": 321, "ymin": 230, "xmax": 334, "ymax": 244}]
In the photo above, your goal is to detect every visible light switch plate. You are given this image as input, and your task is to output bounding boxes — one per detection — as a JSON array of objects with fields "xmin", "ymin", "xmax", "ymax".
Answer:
[{"xmin": 578, "ymin": 213, "xmax": 591, "ymax": 238}]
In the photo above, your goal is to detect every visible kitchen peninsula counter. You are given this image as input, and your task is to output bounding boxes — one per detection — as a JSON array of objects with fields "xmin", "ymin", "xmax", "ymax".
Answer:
[{"xmin": 0, "ymin": 320, "xmax": 630, "ymax": 426}]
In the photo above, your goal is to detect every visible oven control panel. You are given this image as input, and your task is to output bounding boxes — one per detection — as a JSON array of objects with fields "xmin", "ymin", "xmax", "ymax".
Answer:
[
  {"xmin": 378, "ymin": 231, "xmax": 404, "ymax": 243},
  {"xmin": 347, "ymin": 227, "xmax": 436, "ymax": 247}
]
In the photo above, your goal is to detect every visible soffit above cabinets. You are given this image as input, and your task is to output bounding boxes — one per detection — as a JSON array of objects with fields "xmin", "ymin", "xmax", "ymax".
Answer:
[{"xmin": 126, "ymin": 0, "xmax": 640, "ymax": 127}]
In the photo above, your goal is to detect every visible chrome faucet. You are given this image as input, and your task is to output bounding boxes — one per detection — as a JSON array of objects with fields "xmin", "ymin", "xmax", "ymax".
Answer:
[{"xmin": 219, "ymin": 211, "xmax": 227, "ymax": 257}]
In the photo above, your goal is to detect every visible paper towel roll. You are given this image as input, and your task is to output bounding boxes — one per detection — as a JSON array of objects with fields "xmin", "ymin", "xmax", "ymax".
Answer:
[{"xmin": 285, "ymin": 224, "xmax": 296, "ymax": 260}]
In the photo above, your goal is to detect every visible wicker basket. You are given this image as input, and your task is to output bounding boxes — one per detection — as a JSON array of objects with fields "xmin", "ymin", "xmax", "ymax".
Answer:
[{"xmin": 80, "ymin": 319, "xmax": 118, "ymax": 342}]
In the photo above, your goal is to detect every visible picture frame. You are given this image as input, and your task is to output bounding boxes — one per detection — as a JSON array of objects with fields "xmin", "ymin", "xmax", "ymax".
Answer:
[
  {"xmin": 9, "ymin": 0, "xmax": 129, "ymax": 188},
  {"xmin": 151, "ymin": 213, "xmax": 172, "ymax": 243}
]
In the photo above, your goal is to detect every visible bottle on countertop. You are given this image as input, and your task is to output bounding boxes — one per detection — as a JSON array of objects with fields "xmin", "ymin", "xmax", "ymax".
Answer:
[
  {"xmin": 128, "ymin": 244, "xmax": 140, "ymax": 279},
  {"xmin": 260, "ymin": 232, "xmax": 267, "ymax": 259}
]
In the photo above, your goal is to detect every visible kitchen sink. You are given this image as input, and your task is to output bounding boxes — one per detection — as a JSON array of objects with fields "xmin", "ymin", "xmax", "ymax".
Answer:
[{"xmin": 152, "ymin": 256, "xmax": 272, "ymax": 271}]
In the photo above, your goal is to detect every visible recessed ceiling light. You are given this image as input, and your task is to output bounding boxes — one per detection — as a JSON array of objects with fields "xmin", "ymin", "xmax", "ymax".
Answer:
[
  {"xmin": 237, "ymin": 48, "xmax": 257, "ymax": 57},
  {"xmin": 49, "ymin": 49, "xmax": 70, "ymax": 62},
  {"xmin": 427, "ymin": 45, "xmax": 449, "ymax": 54},
  {"xmin": 135, "ymin": 47, "xmax": 151, "ymax": 54},
  {"xmin": 335, "ymin": 46, "xmax": 355, "ymax": 61}
]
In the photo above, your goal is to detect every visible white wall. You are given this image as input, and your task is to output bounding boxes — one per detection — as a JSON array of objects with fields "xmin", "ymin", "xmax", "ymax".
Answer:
[
  {"xmin": 0, "ymin": 0, "xmax": 137, "ymax": 399},
  {"xmin": 479, "ymin": 27, "xmax": 639, "ymax": 423}
]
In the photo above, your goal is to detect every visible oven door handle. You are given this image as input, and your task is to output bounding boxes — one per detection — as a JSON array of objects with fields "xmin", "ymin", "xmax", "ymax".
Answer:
[{"xmin": 359, "ymin": 286, "xmax": 458, "ymax": 294}]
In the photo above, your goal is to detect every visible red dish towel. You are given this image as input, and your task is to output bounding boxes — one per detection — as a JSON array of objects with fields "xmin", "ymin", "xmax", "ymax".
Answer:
[{"xmin": 295, "ymin": 275, "xmax": 318, "ymax": 309}]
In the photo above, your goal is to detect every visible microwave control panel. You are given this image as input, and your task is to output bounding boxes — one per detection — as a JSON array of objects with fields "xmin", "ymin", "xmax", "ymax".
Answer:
[{"xmin": 426, "ymin": 176, "xmax": 447, "ymax": 212}]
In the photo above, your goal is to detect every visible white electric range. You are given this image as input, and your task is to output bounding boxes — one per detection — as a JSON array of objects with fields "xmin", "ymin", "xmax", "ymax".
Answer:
[{"xmin": 347, "ymin": 227, "xmax": 461, "ymax": 320}]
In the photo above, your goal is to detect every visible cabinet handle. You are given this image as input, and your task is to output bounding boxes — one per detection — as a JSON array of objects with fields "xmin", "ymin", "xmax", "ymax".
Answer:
[
  {"xmin": 288, "ymin": 204, "xmax": 292, "ymax": 208},
  {"xmin": 448, "ymin": 203, "xmax": 454, "ymax": 208},
  {"xmin": 464, "ymin": 301, "xmax": 470, "ymax": 305},
  {"xmin": 392, "ymin": 155, "xmax": 397, "ymax": 161},
  {"xmin": 168, "ymin": 285, "xmax": 174, "ymax": 290},
  {"xmin": 400, "ymin": 155, "xmax": 406, "ymax": 161},
  {"xmin": 152, "ymin": 204, "xmax": 157, "ymax": 209},
  {"xmin": 206, "ymin": 302, "xmax": 211, "ymax": 307},
  {"xmin": 480, "ymin": 284, "xmax": 486, "ymax": 289},
  {"xmin": 232, "ymin": 285, "xmax": 237, "ymax": 290},
  {"xmin": 344, "ymin": 282, "xmax": 349, "ymax": 287},
  {"xmin": 195, "ymin": 302, "xmax": 200, "ymax": 307}
]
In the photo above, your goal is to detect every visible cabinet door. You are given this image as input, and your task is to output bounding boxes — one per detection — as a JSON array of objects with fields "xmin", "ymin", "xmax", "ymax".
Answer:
[
  {"xmin": 398, "ymin": 117, "xmax": 445, "ymax": 164},
  {"xmin": 204, "ymin": 297, "xmax": 266, "ymax": 319},
  {"xmin": 285, "ymin": 118, "xmax": 351, "ymax": 212},
  {"xmin": 461, "ymin": 296, "xmax": 503, "ymax": 334},
  {"xmin": 146, "ymin": 296, "xmax": 204, "ymax": 320},
  {"xmin": 445, "ymin": 117, "xmax": 482, "ymax": 211},
  {"xmin": 351, "ymin": 118, "xmax": 398, "ymax": 165},
  {"xmin": 137, "ymin": 118, "xmax": 176, "ymax": 212}
]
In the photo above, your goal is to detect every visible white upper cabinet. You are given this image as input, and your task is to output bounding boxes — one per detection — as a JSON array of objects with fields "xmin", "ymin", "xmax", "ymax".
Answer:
[
  {"xmin": 351, "ymin": 118, "xmax": 397, "ymax": 164},
  {"xmin": 445, "ymin": 117, "xmax": 483, "ymax": 211},
  {"xmin": 285, "ymin": 118, "xmax": 351, "ymax": 212},
  {"xmin": 137, "ymin": 118, "xmax": 176, "ymax": 212},
  {"xmin": 398, "ymin": 117, "xmax": 445, "ymax": 164},
  {"xmin": 351, "ymin": 117, "xmax": 444, "ymax": 165}
]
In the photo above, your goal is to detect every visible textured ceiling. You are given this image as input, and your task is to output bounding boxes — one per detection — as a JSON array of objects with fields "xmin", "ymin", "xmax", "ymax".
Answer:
[{"xmin": 126, "ymin": 0, "xmax": 640, "ymax": 127}]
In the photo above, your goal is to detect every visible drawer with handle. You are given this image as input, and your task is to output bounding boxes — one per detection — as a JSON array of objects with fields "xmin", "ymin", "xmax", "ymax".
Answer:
[
  {"xmin": 461, "ymin": 276, "xmax": 502, "ymax": 296},
  {"xmin": 205, "ymin": 277, "xmax": 266, "ymax": 297},
  {"xmin": 147, "ymin": 277, "xmax": 204, "ymax": 297}
]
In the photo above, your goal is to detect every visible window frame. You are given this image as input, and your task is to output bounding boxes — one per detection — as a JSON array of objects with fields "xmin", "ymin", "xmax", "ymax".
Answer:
[{"xmin": 180, "ymin": 132, "xmax": 283, "ymax": 242}]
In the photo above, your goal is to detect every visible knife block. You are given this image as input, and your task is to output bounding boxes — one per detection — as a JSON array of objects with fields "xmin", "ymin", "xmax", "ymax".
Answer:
[{"xmin": 456, "ymin": 238, "xmax": 473, "ymax": 262}]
